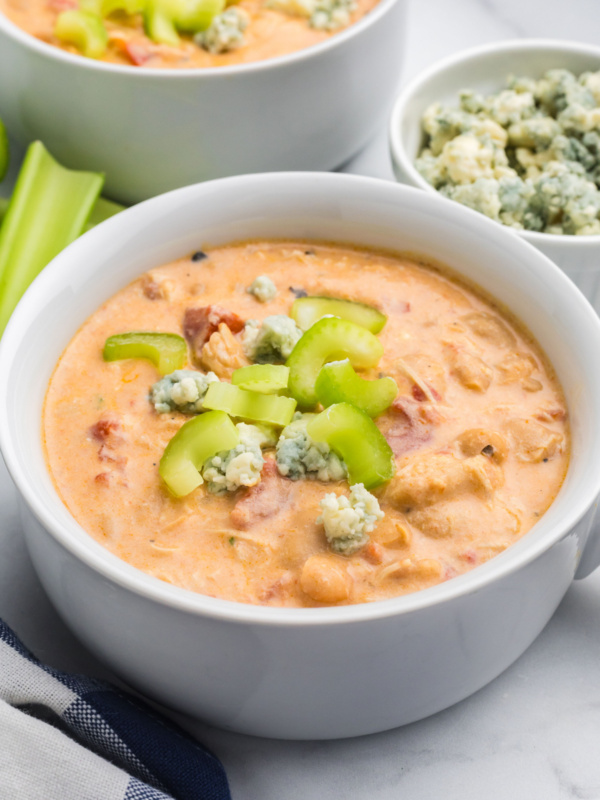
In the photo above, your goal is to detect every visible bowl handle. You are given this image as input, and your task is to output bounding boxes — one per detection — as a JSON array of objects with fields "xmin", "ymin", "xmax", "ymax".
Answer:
[{"xmin": 575, "ymin": 501, "xmax": 600, "ymax": 579}]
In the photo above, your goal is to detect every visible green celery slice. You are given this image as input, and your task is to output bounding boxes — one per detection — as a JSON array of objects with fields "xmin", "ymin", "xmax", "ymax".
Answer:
[
  {"xmin": 55, "ymin": 10, "xmax": 109, "ymax": 58},
  {"xmin": 315, "ymin": 359, "xmax": 398, "ymax": 417},
  {"xmin": 102, "ymin": 0, "xmax": 147, "ymax": 14},
  {"xmin": 0, "ymin": 141, "xmax": 103, "ymax": 338},
  {"xmin": 292, "ymin": 296, "xmax": 387, "ymax": 333},
  {"xmin": 145, "ymin": 0, "xmax": 224, "ymax": 41},
  {"xmin": 307, "ymin": 402, "xmax": 395, "ymax": 490},
  {"xmin": 175, "ymin": 0, "xmax": 225, "ymax": 30},
  {"xmin": 103, "ymin": 332, "xmax": 187, "ymax": 375},
  {"xmin": 80, "ymin": 0, "xmax": 146, "ymax": 13},
  {"xmin": 160, "ymin": 410, "xmax": 239, "ymax": 496},
  {"xmin": 0, "ymin": 117, "xmax": 8, "ymax": 182},
  {"xmin": 203, "ymin": 381, "xmax": 296, "ymax": 426},
  {"xmin": 286, "ymin": 317, "xmax": 384, "ymax": 408},
  {"xmin": 84, "ymin": 196, "xmax": 126, "ymax": 232},
  {"xmin": 144, "ymin": 0, "xmax": 180, "ymax": 44},
  {"xmin": 231, "ymin": 364, "xmax": 289, "ymax": 394}
]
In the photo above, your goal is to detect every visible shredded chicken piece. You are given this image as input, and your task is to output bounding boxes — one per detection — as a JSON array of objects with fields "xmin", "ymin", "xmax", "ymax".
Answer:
[{"xmin": 200, "ymin": 323, "xmax": 250, "ymax": 379}]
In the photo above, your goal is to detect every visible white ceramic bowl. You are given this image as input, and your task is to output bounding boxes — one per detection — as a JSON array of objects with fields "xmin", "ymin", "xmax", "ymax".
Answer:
[
  {"xmin": 0, "ymin": 0, "xmax": 406, "ymax": 204},
  {"xmin": 2, "ymin": 172, "xmax": 600, "ymax": 740},
  {"xmin": 389, "ymin": 39, "xmax": 600, "ymax": 313}
]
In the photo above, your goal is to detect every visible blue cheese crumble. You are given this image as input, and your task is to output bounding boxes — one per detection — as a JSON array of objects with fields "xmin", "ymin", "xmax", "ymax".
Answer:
[
  {"xmin": 202, "ymin": 422, "xmax": 277, "ymax": 494},
  {"xmin": 150, "ymin": 370, "xmax": 219, "ymax": 414},
  {"xmin": 242, "ymin": 315, "xmax": 303, "ymax": 363},
  {"xmin": 247, "ymin": 275, "xmax": 278, "ymax": 303},
  {"xmin": 309, "ymin": 0, "xmax": 356, "ymax": 30},
  {"xmin": 276, "ymin": 413, "xmax": 346, "ymax": 482},
  {"xmin": 266, "ymin": 0, "xmax": 355, "ymax": 30},
  {"xmin": 195, "ymin": 7, "xmax": 249, "ymax": 54},
  {"xmin": 414, "ymin": 69, "xmax": 600, "ymax": 235},
  {"xmin": 317, "ymin": 483, "xmax": 384, "ymax": 555}
]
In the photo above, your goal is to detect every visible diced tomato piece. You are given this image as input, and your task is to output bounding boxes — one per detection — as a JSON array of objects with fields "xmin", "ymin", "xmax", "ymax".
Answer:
[
  {"xmin": 184, "ymin": 305, "xmax": 245, "ymax": 363},
  {"xmin": 231, "ymin": 459, "xmax": 291, "ymax": 529}
]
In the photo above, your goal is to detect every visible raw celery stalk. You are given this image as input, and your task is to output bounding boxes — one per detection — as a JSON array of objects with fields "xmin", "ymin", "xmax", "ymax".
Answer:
[
  {"xmin": 84, "ymin": 196, "xmax": 126, "ymax": 231},
  {"xmin": 0, "ymin": 117, "xmax": 8, "ymax": 182},
  {"xmin": 0, "ymin": 197, "xmax": 8, "ymax": 226},
  {"xmin": 0, "ymin": 141, "xmax": 104, "ymax": 338}
]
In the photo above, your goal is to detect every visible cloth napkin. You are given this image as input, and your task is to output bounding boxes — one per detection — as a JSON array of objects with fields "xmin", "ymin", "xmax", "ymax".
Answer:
[{"xmin": 0, "ymin": 618, "xmax": 232, "ymax": 800}]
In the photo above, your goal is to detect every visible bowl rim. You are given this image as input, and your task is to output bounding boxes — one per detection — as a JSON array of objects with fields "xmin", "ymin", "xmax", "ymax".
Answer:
[
  {"xmin": 0, "ymin": 0, "xmax": 400, "ymax": 78},
  {"xmin": 389, "ymin": 37, "xmax": 600, "ymax": 247},
  {"xmin": 1, "ymin": 171, "xmax": 600, "ymax": 628}
]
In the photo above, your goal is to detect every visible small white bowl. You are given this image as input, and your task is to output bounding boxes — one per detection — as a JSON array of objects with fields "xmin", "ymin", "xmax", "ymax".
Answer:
[
  {"xmin": 2, "ymin": 173, "xmax": 600, "ymax": 739},
  {"xmin": 0, "ymin": 0, "xmax": 406, "ymax": 204},
  {"xmin": 389, "ymin": 39, "xmax": 600, "ymax": 313}
]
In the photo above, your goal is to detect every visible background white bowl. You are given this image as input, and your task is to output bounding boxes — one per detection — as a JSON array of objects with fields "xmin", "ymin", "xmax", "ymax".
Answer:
[
  {"xmin": 2, "ymin": 173, "xmax": 600, "ymax": 739},
  {"xmin": 0, "ymin": 0, "xmax": 406, "ymax": 204},
  {"xmin": 389, "ymin": 39, "xmax": 600, "ymax": 314}
]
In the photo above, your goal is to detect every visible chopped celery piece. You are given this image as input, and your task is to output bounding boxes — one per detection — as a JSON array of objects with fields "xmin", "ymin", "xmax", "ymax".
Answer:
[
  {"xmin": 144, "ymin": 0, "xmax": 180, "ymax": 44},
  {"xmin": 160, "ymin": 410, "xmax": 239, "ymax": 496},
  {"xmin": 203, "ymin": 381, "xmax": 296, "ymax": 426},
  {"xmin": 102, "ymin": 0, "xmax": 146, "ymax": 14},
  {"xmin": 103, "ymin": 332, "xmax": 187, "ymax": 375},
  {"xmin": 55, "ymin": 10, "xmax": 108, "ymax": 58},
  {"xmin": 80, "ymin": 0, "xmax": 145, "ymax": 14},
  {"xmin": 175, "ymin": 0, "xmax": 224, "ymax": 31},
  {"xmin": 286, "ymin": 317, "xmax": 383, "ymax": 408},
  {"xmin": 232, "ymin": 364, "xmax": 289, "ymax": 394},
  {"xmin": 84, "ymin": 196, "xmax": 126, "ymax": 232},
  {"xmin": 78, "ymin": 0, "xmax": 103, "ymax": 12},
  {"xmin": 144, "ymin": 0, "xmax": 223, "ymax": 41},
  {"xmin": 307, "ymin": 403, "xmax": 395, "ymax": 490},
  {"xmin": 0, "ymin": 142, "xmax": 103, "ymax": 339},
  {"xmin": 292, "ymin": 296, "xmax": 387, "ymax": 333},
  {"xmin": 315, "ymin": 359, "xmax": 398, "ymax": 417},
  {"xmin": 0, "ymin": 118, "xmax": 8, "ymax": 182}
]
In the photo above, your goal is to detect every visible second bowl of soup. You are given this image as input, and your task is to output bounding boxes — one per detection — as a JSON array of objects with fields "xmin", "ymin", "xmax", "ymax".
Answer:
[{"xmin": 0, "ymin": 0, "xmax": 406, "ymax": 202}]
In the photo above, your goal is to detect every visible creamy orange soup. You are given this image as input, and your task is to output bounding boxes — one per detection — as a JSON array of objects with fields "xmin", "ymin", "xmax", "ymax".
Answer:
[
  {"xmin": 43, "ymin": 241, "xmax": 569, "ymax": 607},
  {"xmin": 1, "ymin": 0, "xmax": 378, "ymax": 67}
]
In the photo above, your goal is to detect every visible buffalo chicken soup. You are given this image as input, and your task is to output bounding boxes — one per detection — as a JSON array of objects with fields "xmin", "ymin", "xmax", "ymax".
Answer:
[
  {"xmin": 43, "ymin": 241, "xmax": 569, "ymax": 607},
  {"xmin": 0, "ymin": 0, "xmax": 378, "ymax": 67}
]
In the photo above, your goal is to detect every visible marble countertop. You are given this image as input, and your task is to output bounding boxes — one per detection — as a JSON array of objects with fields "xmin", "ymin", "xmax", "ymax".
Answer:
[{"xmin": 2, "ymin": 0, "xmax": 600, "ymax": 797}]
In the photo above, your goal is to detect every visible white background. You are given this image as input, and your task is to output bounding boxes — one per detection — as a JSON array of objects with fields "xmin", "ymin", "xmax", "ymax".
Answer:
[{"xmin": 1, "ymin": 0, "xmax": 600, "ymax": 797}]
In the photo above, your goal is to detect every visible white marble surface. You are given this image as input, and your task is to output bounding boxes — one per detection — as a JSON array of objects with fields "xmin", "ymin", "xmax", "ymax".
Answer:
[{"xmin": 2, "ymin": 0, "xmax": 600, "ymax": 797}]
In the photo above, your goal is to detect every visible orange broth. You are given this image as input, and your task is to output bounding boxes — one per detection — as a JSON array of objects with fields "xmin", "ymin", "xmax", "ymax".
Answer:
[{"xmin": 43, "ymin": 241, "xmax": 569, "ymax": 607}]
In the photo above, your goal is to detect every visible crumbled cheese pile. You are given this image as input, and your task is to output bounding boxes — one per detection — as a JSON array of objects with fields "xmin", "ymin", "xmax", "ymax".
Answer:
[
  {"xmin": 195, "ymin": 7, "xmax": 249, "ymax": 54},
  {"xmin": 415, "ymin": 69, "xmax": 600, "ymax": 235},
  {"xmin": 247, "ymin": 275, "xmax": 278, "ymax": 303},
  {"xmin": 276, "ymin": 412, "xmax": 347, "ymax": 482},
  {"xmin": 150, "ymin": 369, "xmax": 219, "ymax": 414},
  {"xmin": 266, "ymin": 0, "xmax": 356, "ymax": 30},
  {"xmin": 242, "ymin": 315, "xmax": 303, "ymax": 363},
  {"xmin": 203, "ymin": 422, "xmax": 277, "ymax": 493},
  {"xmin": 317, "ymin": 483, "xmax": 384, "ymax": 555}
]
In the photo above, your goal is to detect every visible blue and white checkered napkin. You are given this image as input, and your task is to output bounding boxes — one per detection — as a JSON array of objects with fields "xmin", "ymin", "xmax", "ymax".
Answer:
[{"xmin": 0, "ymin": 618, "xmax": 231, "ymax": 800}]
